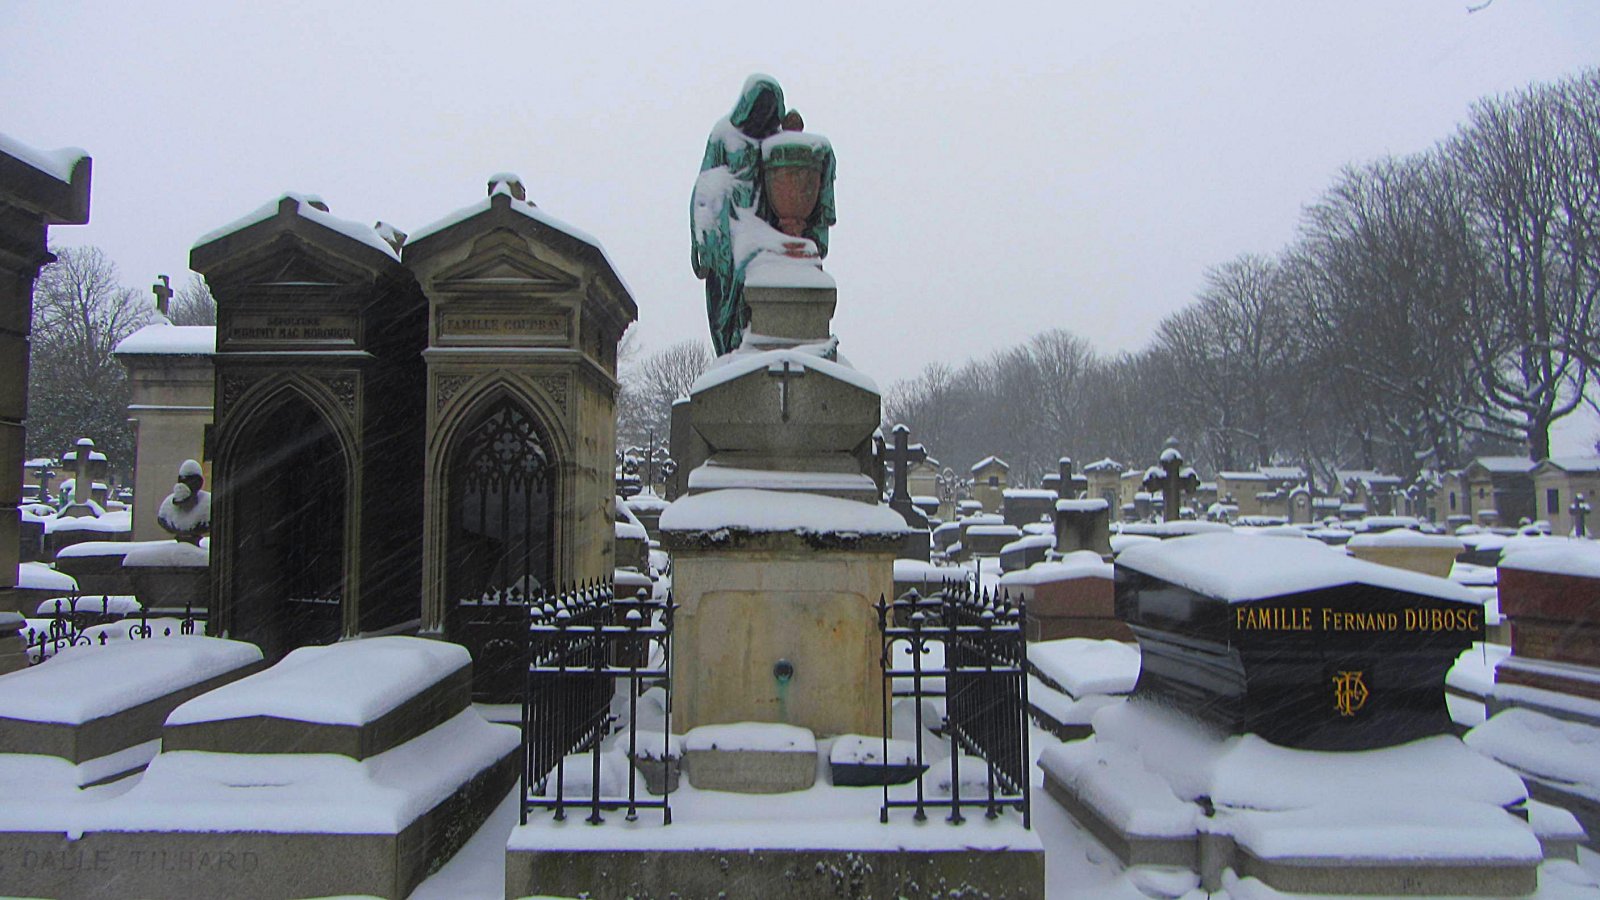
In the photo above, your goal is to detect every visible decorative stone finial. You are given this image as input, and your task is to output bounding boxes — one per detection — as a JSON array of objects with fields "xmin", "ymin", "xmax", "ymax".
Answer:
[{"xmin": 488, "ymin": 172, "xmax": 527, "ymax": 201}]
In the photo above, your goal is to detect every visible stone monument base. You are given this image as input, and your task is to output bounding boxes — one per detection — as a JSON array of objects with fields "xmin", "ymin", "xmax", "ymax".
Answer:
[
  {"xmin": 506, "ymin": 846, "xmax": 1044, "ymax": 900},
  {"xmin": 662, "ymin": 509, "xmax": 901, "ymax": 738}
]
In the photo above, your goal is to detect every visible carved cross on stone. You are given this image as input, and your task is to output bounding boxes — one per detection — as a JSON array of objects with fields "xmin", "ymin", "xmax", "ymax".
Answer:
[
  {"xmin": 767, "ymin": 358, "xmax": 805, "ymax": 422},
  {"xmin": 1572, "ymin": 492, "xmax": 1591, "ymax": 538},
  {"xmin": 152, "ymin": 274, "xmax": 173, "ymax": 318},
  {"xmin": 888, "ymin": 424, "xmax": 929, "ymax": 528},
  {"xmin": 1141, "ymin": 438, "xmax": 1200, "ymax": 523}
]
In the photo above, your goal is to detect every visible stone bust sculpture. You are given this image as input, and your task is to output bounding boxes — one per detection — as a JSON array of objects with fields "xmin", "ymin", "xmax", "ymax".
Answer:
[
  {"xmin": 157, "ymin": 458, "xmax": 212, "ymax": 544},
  {"xmin": 691, "ymin": 75, "xmax": 836, "ymax": 356}
]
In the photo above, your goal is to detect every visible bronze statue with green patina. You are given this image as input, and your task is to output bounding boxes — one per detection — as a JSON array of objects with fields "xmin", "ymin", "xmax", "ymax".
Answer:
[{"xmin": 691, "ymin": 75, "xmax": 837, "ymax": 356}]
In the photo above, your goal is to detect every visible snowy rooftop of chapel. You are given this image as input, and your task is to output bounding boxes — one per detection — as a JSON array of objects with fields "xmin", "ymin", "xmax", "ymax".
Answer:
[
  {"xmin": 192, "ymin": 192, "xmax": 399, "ymax": 260},
  {"xmin": 406, "ymin": 178, "xmax": 631, "ymax": 301},
  {"xmin": 114, "ymin": 324, "xmax": 216, "ymax": 356},
  {"xmin": 1539, "ymin": 455, "xmax": 1600, "ymax": 473},
  {"xmin": 1467, "ymin": 456, "xmax": 1539, "ymax": 475},
  {"xmin": 1116, "ymin": 532, "xmax": 1480, "ymax": 604},
  {"xmin": 970, "ymin": 456, "xmax": 1009, "ymax": 472},
  {"xmin": 0, "ymin": 132, "xmax": 87, "ymax": 183},
  {"xmin": 1082, "ymin": 458, "xmax": 1124, "ymax": 473},
  {"xmin": 659, "ymin": 489, "xmax": 909, "ymax": 536}
]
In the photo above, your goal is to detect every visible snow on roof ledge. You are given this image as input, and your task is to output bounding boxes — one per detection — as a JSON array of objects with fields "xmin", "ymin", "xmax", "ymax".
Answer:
[
  {"xmin": 0, "ymin": 132, "xmax": 87, "ymax": 184},
  {"xmin": 191, "ymin": 192, "xmax": 400, "ymax": 261},
  {"xmin": 1116, "ymin": 532, "xmax": 1481, "ymax": 605},
  {"xmin": 658, "ymin": 488, "xmax": 910, "ymax": 537},
  {"xmin": 114, "ymin": 324, "xmax": 216, "ymax": 356}
]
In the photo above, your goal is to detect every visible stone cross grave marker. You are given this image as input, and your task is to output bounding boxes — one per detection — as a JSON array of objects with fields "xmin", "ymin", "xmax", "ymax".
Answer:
[
  {"xmin": 1141, "ymin": 438, "xmax": 1199, "ymax": 523},
  {"xmin": 151, "ymin": 274, "xmax": 172, "ymax": 318},
  {"xmin": 887, "ymin": 424, "xmax": 928, "ymax": 528}
]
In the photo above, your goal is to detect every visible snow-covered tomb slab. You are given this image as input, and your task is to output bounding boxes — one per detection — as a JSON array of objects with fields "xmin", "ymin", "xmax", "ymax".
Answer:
[
  {"xmin": 163, "ymin": 636, "xmax": 471, "ymax": 759},
  {"xmin": 0, "ymin": 637, "xmax": 263, "ymax": 783},
  {"xmin": 1116, "ymin": 533, "xmax": 1484, "ymax": 750},
  {"xmin": 0, "ymin": 638, "xmax": 517, "ymax": 900}
]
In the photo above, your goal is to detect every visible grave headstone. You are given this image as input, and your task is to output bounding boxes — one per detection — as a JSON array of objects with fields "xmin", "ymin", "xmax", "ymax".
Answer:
[
  {"xmin": 1141, "ymin": 438, "xmax": 1199, "ymax": 523},
  {"xmin": 1116, "ymin": 532, "xmax": 1484, "ymax": 749},
  {"xmin": 1054, "ymin": 497, "xmax": 1111, "ymax": 558}
]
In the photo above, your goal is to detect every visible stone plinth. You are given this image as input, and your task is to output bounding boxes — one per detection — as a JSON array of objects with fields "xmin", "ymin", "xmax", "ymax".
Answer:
[
  {"xmin": 743, "ymin": 276, "xmax": 836, "ymax": 345},
  {"xmin": 1347, "ymin": 532, "xmax": 1464, "ymax": 579},
  {"xmin": 1004, "ymin": 563, "xmax": 1132, "ymax": 640},
  {"xmin": 683, "ymin": 723, "xmax": 818, "ymax": 793},
  {"xmin": 1054, "ymin": 499, "xmax": 1111, "ymax": 557},
  {"xmin": 506, "ymin": 847, "xmax": 1045, "ymax": 900},
  {"xmin": 1496, "ymin": 551, "xmax": 1600, "ymax": 703},
  {"xmin": 1001, "ymin": 490, "xmax": 1055, "ymax": 530},
  {"xmin": 661, "ymin": 500, "xmax": 901, "ymax": 737},
  {"xmin": 961, "ymin": 524, "xmax": 1020, "ymax": 559}
]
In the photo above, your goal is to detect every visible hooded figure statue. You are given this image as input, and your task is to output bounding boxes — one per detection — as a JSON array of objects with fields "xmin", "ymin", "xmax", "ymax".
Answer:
[{"xmin": 691, "ymin": 75, "xmax": 836, "ymax": 357}]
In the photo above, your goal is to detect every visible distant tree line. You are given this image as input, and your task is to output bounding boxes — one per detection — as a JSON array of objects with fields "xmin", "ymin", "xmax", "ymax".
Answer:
[
  {"xmin": 26, "ymin": 248, "xmax": 214, "ymax": 473},
  {"xmin": 886, "ymin": 68, "xmax": 1600, "ymax": 489}
]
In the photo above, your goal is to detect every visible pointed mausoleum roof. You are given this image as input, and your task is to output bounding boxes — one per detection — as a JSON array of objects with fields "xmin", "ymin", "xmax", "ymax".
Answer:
[
  {"xmin": 191, "ymin": 193, "xmax": 403, "ymax": 276},
  {"xmin": 402, "ymin": 174, "xmax": 636, "ymax": 331}
]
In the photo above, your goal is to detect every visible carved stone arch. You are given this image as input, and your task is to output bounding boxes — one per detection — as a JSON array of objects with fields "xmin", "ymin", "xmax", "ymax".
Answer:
[
  {"xmin": 424, "ymin": 378, "xmax": 569, "ymax": 699},
  {"xmin": 210, "ymin": 374, "xmax": 362, "ymax": 658}
]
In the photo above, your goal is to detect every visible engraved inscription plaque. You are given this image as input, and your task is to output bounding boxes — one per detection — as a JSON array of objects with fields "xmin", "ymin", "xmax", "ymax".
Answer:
[
  {"xmin": 223, "ymin": 313, "xmax": 359, "ymax": 348},
  {"xmin": 436, "ymin": 306, "xmax": 571, "ymax": 345}
]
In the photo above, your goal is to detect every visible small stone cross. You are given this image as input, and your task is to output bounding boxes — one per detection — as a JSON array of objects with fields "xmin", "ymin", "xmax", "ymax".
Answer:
[
  {"xmin": 69, "ymin": 437, "xmax": 96, "ymax": 507},
  {"xmin": 888, "ymin": 424, "xmax": 928, "ymax": 527},
  {"xmin": 1572, "ymin": 493, "xmax": 1591, "ymax": 538},
  {"xmin": 767, "ymin": 358, "xmax": 805, "ymax": 422},
  {"xmin": 152, "ymin": 274, "xmax": 173, "ymax": 317},
  {"xmin": 1141, "ymin": 438, "xmax": 1200, "ymax": 523}
]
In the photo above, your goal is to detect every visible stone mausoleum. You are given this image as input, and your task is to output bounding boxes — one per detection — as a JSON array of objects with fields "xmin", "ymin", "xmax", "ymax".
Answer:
[{"xmin": 192, "ymin": 180, "xmax": 634, "ymax": 685}]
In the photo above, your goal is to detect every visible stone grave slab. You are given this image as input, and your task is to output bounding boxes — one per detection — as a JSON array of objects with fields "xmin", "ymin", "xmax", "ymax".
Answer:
[
  {"xmin": 961, "ymin": 523, "xmax": 1020, "ymax": 560},
  {"xmin": 682, "ymin": 722, "xmax": 817, "ymax": 793},
  {"xmin": 1024, "ymin": 637, "xmax": 1137, "ymax": 740},
  {"xmin": 0, "ymin": 635, "xmax": 517, "ymax": 900},
  {"xmin": 1042, "ymin": 699, "xmax": 1543, "ymax": 896},
  {"xmin": 1116, "ymin": 532, "xmax": 1484, "ymax": 750},
  {"xmin": 1001, "ymin": 488, "xmax": 1055, "ymax": 529},
  {"xmin": 998, "ymin": 533, "xmax": 1052, "ymax": 572},
  {"xmin": 50, "ymin": 540, "xmax": 153, "ymax": 596},
  {"xmin": 163, "ymin": 635, "xmax": 471, "ymax": 758},
  {"xmin": 0, "ymin": 636, "xmax": 263, "ymax": 785}
]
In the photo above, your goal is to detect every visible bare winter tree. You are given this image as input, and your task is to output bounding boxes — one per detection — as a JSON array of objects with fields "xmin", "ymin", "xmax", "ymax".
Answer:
[
  {"xmin": 616, "ymin": 339, "xmax": 712, "ymax": 448},
  {"xmin": 1291, "ymin": 154, "xmax": 1489, "ymax": 477},
  {"xmin": 1150, "ymin": 255, "xmax": 1299, "ymax": 472},
  {"xmin": 26, "ymin": 246, "xmax": 152, "ymax": 467},
  {"xmin": 1451, "ymin": 73, "xmax": 1596, "ymax": 461},
  {"xmin": 168, "ymin": 272, "xmax": 217, "ymax": 326}
]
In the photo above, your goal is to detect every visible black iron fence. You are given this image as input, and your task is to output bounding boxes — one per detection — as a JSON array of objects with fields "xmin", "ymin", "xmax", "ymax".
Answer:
[
  {"xmin": 877, "ymin": 582, "xmax": 1031, "ymax": 827},
  {"xmin": 521, "ymin": 582, "xmax": 674, "ymax": 826},
  {"xmin": 23, "ymin": 594, "xmax": 205, "ymax": 665}
]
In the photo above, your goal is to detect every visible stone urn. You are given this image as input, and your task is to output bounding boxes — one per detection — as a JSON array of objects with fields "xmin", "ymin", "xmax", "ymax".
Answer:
[{"xmin": 761, "ymin": 133, "xmax": 829, "ymax": 238}]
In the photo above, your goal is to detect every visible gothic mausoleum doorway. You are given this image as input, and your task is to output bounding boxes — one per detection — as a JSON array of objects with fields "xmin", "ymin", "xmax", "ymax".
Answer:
[
  {"xmin": 445, "ymin": 393, "xmax": 556, "ymax": 699},
  {"xmin": 222, "ymin": 386, "xmax": 348, "ymax": 659}
]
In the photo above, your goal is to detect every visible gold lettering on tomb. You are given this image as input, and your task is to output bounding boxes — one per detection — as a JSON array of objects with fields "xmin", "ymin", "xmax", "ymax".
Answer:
[
  {"xmin": 1230, "ymin": 605, "xmax": 1482, "ymax": 633},
  {"xmin": 1332, "ymin": 670, "xmax": 1369, "ymax": 717}
]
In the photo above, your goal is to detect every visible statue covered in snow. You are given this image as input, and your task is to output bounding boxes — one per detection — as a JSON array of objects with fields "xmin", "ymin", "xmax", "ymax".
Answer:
[
  {"xmin": 157, "ymin": 459, "xmax": 211, "ymax": 544},
  {"xmin": 691, "ymin": 75, "xmax": 837, "ymax": 356}
]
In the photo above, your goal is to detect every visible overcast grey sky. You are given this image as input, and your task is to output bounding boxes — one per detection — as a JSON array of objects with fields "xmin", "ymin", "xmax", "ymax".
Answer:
[{"xmin": 5, "ymin": 1, "xmax": 1598, "ymax": 398}]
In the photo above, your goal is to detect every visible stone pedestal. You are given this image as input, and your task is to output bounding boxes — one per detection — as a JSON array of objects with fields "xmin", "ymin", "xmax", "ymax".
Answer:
[
  {"xmin": 1054, "ymin": 499, "xmax": 1111, "ymax": 557},
  {"xmin": 664, "ymin": 528, "xmax": 895, "ymax": 737}
]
